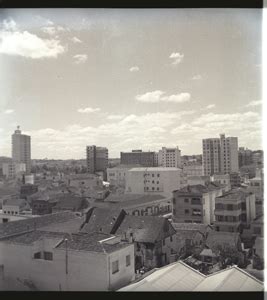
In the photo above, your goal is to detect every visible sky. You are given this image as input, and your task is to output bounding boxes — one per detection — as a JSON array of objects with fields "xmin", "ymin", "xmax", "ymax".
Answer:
[{"xmin": 0, "ymin": 9, "xmax": 263, "ymax": 159}]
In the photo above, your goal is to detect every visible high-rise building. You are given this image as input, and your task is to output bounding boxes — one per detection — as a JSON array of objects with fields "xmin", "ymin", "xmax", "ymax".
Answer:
[
  {"xmin": 159, "ymin": 147, "xmax": 181, "ymax": 168},
  {"xmin": 238, "ymin": 147, "xmax": 253, "ymax": 167},
  {"xmin": 120, "ymin": 150, "xmax": 155, "ymax": 167},
  {"xmin": 12, "ymin": 126, "xmax": 31, "ymax": 174},
  {"xmin": 86, "ymin": 145, "xmax": 108, "ymax": 174},
  {"xmin": 202, "ymin": 134, "xmax": 238, "ymax": 176}
]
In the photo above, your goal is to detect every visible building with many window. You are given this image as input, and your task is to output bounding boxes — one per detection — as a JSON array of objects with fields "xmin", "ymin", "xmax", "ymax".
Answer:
[
  {"xmin": 120, "ymin": 150, "xmax": 155, "ymax": 167},
  {"xmin": 86, "ymin": 145, "xmax": 108, "ymax": 174},
  {"xmin": 214, "ymin": 189, "xmax": 256, "ymax": 233},
  {"xmin": 2, "ymin": 162, "xmax": 26, "ymax": 179},
  {"xmin": 12, "ymin": 126, "xmax": 31, "ymax": 174},
  {"xmin": 158, "ymin": 147, "xmax": 181, "ymax": 168}
]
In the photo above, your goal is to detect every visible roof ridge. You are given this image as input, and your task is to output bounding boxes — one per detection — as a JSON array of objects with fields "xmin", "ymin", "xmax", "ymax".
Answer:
[
  {"xmin": 178, "ymin": 260, "xmax": 206, "ymax": 277},
  {"xmin": 232, "ymin": 265, "xmax": 264, "ymax": 284}
]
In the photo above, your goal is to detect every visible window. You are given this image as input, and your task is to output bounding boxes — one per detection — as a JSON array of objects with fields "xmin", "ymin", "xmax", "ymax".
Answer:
[
  {"xmin": 112, "ymin": 260, "xmax": 119, "ymax": 274},
  {"xmin": 152, "ymin": 180, "xmax": 154, "ymax": 184},
  {"xmin": 184, "ymin": 198, "xmax": 189, "ymax": 203},
  {"xmin": 185, "ymin": 209, "xmax": 189, "ymax": 214},
  {"xmin": 162, "ymin": 239, "xmax": 165, "ymax": 246},
  {"xmin": 192, "ymin": 209, "xmax": 201, "ymax": 216},
  {"xmin": 44, "ymin": 251, "xmax": 53, "ymax": 261},
  {"xmin": 157, "ymin": 174, "xmax": 160, "ymax": 177},
  {"xmin": 126, "ymin": 255, "xmax": 131, "ymax": 267},
  {"xmin": 254, "ymin": 227, "xmax": 261, "ymax": 235},
  {"xmin": 34, "ymin": 252, "xmax": 41, "ymax": 259},
  {"xmin": 157, "ymin": 187, "xmax": 159, "ymax": 191},
  {"xmin": 191, "ymin": 198, "xmax": 201, "ymax": 205},
  {"xmin": 152, "ymin": 174, "xmax": 154, "ymax": 177},
  {"xmin": 227, "ymin": 204, "xmax": 234, "ymax": 211},
  {"xmin": 170, "ymin": 236, "xmax": 173, "ymax": 242}
]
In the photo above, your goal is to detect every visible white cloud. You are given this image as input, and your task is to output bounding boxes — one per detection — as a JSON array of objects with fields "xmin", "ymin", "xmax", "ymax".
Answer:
[
  {"xmin": 77, "ymin": 107, "xmax": 100, "ymax": 113},
  {"xmin": 136, "ymin": 90, "xmax": 191, "ymax": 103},
  {"xmin": 129, "ymin": 66, "xmax": 139, "ymax": 72},
  {"xmin": 73, "ymin": 54, "xmax": 88, "ymax": 64},
  {"xmin": 0, "ymin": 29, "xmax": 66, "ymax": 59},
  {"xmin": 71, "ymin": 36, "xmax": 82, "ymax": 43},
  {"xmin": 245, "ymin": 100, "xmax": 262, "ymax": 107},
  {"xmin": 169, "ymin": 52, "xmax": 184, "ymax": 65},
  {"xmin": 106, "ymin": 114, "xmax": 126, "ymax": 120},
  {"xmin": 206, "ymin": 104, "xmax": 215, "ymax": 109},
  {"xmin": 2, "ymin": 18, "xmax": 17, "ymax": 31},
  {"xmin": 192, "ymin": 74, "xmax": 202, "ymax": 80},
  {"xmin": 41, "ymin": 25, "xmax": 66, "ymax": 36},
  {"xmin": 4, "ymin": 109, "xmax": 14, "ymax": 114}
]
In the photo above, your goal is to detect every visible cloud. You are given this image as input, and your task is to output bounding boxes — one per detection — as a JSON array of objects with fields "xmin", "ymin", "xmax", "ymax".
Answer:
[
  {"xmin": 136, "ymin": 90, "xmax": 191, "ymax": 103},
  {"xmin": 206, "ymin": 104, "xmax": 215, "ymax": 109},
  {"xmin": 73, "ymin": 54, "xmax": 88, "ymax": 64},
  {"xmin": 0, "ymin": 24, "xmax": 66, "ymax": 59},
  {"xmin": 245, "ymin": 100, "xmax": 262, "ymax": 107},
  {"xmin": 77, "ymin": 107, "xmax": 100, "ymax": 113},
  {"xmin": 2, "ymin": 18, "xmax": 17, "ymax": 31},
  {"xmin": 71, "ymin": 36, "xmax": 82, "ymax": 43},
  {"xmin": 192, "ymin": 74, "xmax": 202, "ymax": 80},
  {"xmin": 129, "ymin": 66, "xmax": 139, "ymax": 72},
  {"xmin": 41, "ymin": 25, "xmax": 66, "ymax": 36},
  {"xmin": 106, "ymin": 114, "xmax": 126, "ymax": 120},
  {"xmin": 4, "ymin": 109, "xmax": 14, "ymax": 114},
  {"xmin": 169, "ymin": 52, "xmax": 184, "ymax": 65}
]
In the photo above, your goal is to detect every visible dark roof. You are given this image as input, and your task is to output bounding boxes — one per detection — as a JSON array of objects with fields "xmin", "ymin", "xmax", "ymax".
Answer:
[
  {"xmin": 175, "ymin": 230, "xmax": 203, "ymax": 240},
  {"xmin": 215, "ymin": 189, "xmax": 251, "ymax": 201},
  {"xmin": 206, "ymin": 231, "xmax": 240, "ymax": 251},
  {"xmin": 173, "ymin": 185, "xmax": 209, "ymax": 195},
  {"xmin": 115, "ymin": 215, "xmax": 176, "ymax": 243},
  {"xmin": 56, "ymin": 232, "xmax": 130, "ymax": 253},
  {"xmin": 52, "ymin": 195, "xmax": 88, "ymax": 211},
  {"xmin": 81, "ymin": 207, "xmax": 125, "ymax": 234},
  {"xmin": 2, "ymin": 198, "xmax": 27, "ymax": 207},
  {"xmin": 0, "ymin": 211, "xmax": 78, "ymax": 238}
]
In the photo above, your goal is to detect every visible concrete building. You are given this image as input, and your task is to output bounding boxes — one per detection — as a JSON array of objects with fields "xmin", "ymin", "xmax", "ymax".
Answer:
[
  {"xmin": 182, "ymin": 164, "xmax": 203, "ymax": 176},
  {"xmin": 12, "ymin": 126, "xmax": 31, "ymax": 174},
  {"xmin": 86, "ymin": 145, "xmax": 108, "ymax": 174},
  {"xmin": 214, "ymin": 189, "xmax": 256, "ymax": 233},
  {"xmin": 2, "ymin": 198, "xmax": 30, "ymax": 216},
  {"xmin": 158, "ymin": 147, "xmax": 181, "ymax": 168},
  {"xmin": 107, "ymin": 165, "xmax": 141, "ymax": 187},
  {"xmin": 0, "ymin": 212, "xmax": 135, "ymax": 291},
  {"xmin": 238, "ymin": 147, "xmax": 253, "ymax": 167},
  {"xmin": 120, "ymin": 150, "xmax": 155, "ymax": 167},
  {"xmin": 211, "ymin": 174, "xmax": 231, "ymax": 190},
  {"xmin": 66, "ymin": 173, "xmax": 103, "ymax": 189},
  {"xmin": 2, "ymin": 162, "xmax": 26, "ymax": 179},
  {"xmin": 202, "ymin": 134, "xmax": 238, "ymax": 176},
  {"xmin": 172, "ymin": 183, "xmax": 225, "ymax": 225},
  {"xmin": 125, "ymin": 167, "xmax": 181, "ymax": 196}
]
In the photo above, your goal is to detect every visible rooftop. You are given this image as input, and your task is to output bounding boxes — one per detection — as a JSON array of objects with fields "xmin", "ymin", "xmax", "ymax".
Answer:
[
  {"xmin": 119, "ymin": 261, "xmax": 263, "ymax": 291},
  {"xmin": 172, "ymin": 222, "xmax": 212, "ymax": 235},
  {"xmin": 174, "ymin": 183, "xmax": 226, "ymax": 195},
  {"xmin": 206, "ymin": 231, "xmax": 240, "ymax": 251},
  {"xmin": 216, "ymin": 188, "xmax": 252, "ymax": 201},
  {"xmin": 2, "ymin": 198, "xmax": 27, "ymax": 207},
  {"xmin": 129, "ymin": 167, "xmax": 181, "ymax": 172}
]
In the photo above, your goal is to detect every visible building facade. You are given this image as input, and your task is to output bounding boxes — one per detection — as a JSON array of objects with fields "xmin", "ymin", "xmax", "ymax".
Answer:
[
  {"xmin": 238, "ymin": 147, "xmax": 253, "ymax": 167},
  {"xmin": 125, "ymin": 167, "xmax": 181, "ymax": 195},
  {"xmin": 120, "ymin": 150, "xmax": 155, "ymax": 167},
  {"xmin": 86, "ymin": 145, "xmax": 108, "ymax": 174},
  {"xmin": 202, "ymin": 134, "xmax": 238, "ymax": 176},
  {"xmin": 2, "ymin": 162, "xmax": 26, "ymax": 179},
  {"xmin": 158, "ymin": 147, "xmax": 181, "ymax": 168},
  {"xmin": 12, "ymin": 126, "xmax": 31, "ymax": 174}
]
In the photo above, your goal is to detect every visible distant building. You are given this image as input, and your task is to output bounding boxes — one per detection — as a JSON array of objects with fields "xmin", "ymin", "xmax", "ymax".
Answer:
[
  {"xmin": 66, "ymin": 173, "xmax": 103, "ymax": 189},
  {"xmin": 120, "ymin": 150, "xmax": 155, "ymax": 167},
  {"xmin": 229, "ymin": 172, "xmax": 241, "ymax": 188},
  {"xmin": 107, "ymin": 164, "xmax": 141, "ymax": 187},
  {"xmin": 86, "ymin": 145, "xmax": 108, "ymax": 174},
  {"xmin": 12, "ymin": 126, "xmax": 31, "ymax": 174},
  {"xmin": 183, "ymin": 164, "xmax": 203, "ymax": 176},
  {"xmin": 211, "ymin": 174, "xmax": 231, "ymax": 190},
  {"xmin": 2, "ymin": 162, "xmax": 26, "ymax": 179},
  {"xmin": 125, "ymin": 167, "xmax": 181, "ymax": 195},
  {"xmin": 158, "ymin": 147, "xmax": 181, "ymax": 168},
  {"xmin": 187, "ymin": 175, "xmax": 210, "ymax": 186},
  {"xmin": 214, "ymin": 189, "xmax": 256, "ymax": 233},
  {"xmin": 172, "ymin": 183, "xmax": 225, "ymax": 225},
  {"xmin": 202, "ymin": 134, "xmax": 238, "ymax": 176},
  {"xmin": 252, "ymin": 150, "xmax": 263, "ymax": 166},
  {"xmin": 2, "ymin": 198, "xmax": 30, "ymax": 216},
  {"xmin": 238, "ymin": 147, "xmax": 253, "ymax": 167}
]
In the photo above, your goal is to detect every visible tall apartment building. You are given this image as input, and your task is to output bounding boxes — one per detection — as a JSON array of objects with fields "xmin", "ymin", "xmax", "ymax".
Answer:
[
  {"xmin": 120, "ymin": 150, "xmax": 155, "ymax": 167},
  {"xmin": 12, "ymin": 126, "xmax": 31, "ymax": 174},
  {"xmin": 86, "ymin": 145, "xmax": 108, "ymax": 174},
  {"xmin": 214, "ymin": 189, "xmax": 256, "ymax": 233},
  {"xmin": 202, "ymin": 134, "xmax": 238, "ymax": 176},
  {"xmin": 238, "ymin": 147, "xmax": 253, "ymax": 167},
  {"xmin": 158, "ymin": 147, "xmax": 181, "ymax": 168}
]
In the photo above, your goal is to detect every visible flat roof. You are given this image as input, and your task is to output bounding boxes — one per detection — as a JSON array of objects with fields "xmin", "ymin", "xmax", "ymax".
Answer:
[{"xmin": 129, "ymin": 167, "xmax": 181, "ymax": 172}]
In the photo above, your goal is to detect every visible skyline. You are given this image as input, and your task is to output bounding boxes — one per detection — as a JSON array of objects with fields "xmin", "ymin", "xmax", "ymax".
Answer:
[{"xmin": 0, "ymin": 9, "xmax": 262, "ymax": 159}]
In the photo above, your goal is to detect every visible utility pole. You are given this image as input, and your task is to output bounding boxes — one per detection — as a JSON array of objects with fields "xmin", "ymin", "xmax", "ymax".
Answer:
[{"xmin": 65, "ymin": 238, "xmax": 68, "ymax": 275}]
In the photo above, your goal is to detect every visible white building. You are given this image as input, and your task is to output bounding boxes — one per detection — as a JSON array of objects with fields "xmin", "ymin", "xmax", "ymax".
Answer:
[
  {"xmin": 107, "ymin": 165, "xmax": 141, "ymax": 187},
  {"xmin": 158, "ymin": 147, "xmax": 181, "ymax": 168},
  {"xmin": 125, "ymin": 167, "xmax": 181, "ymax": 196},
  {"xmin": 202, "ymin": 138, "xmax": 221, "ymax": 176},
  {"xmin": 2, "ymin": 162, "xmax": 26, "ymax": 179},
  {"xmin": 211, "ymin": 173, "xmax": 231, "ymax": 190},
  {"xmin": 12, "ymin": 126, "xmax": 31, "ymax": 174},
  {"xmin": 220, "ymin": 134, "xmax": 239, "ymax": 174},
  {"xmin": 66, "ymin": 173, "xmax": 103, "ymax": 189}
]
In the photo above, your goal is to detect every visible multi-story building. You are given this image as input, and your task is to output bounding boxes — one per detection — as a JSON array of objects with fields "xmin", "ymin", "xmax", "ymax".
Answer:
[
  {"xmin": 2, "ymin": 162, "xmax": 26, "ymax": 179},
  {"xmin": 238, "ymin": 147, "xmax": 253, "ymax": 167},
  {"xmin": 125, "ymin": 167, "xmax": 181, "ymax": 196},
  {"xmin": 158, "ymin": 147, "xmax": 181, "ymax": 168},
  {"xmin": 120, "ymin": 150, "xmax": 155, "ymax": 167},
  {"xmin": 12, "ymin": 126, "xmax": 31, "ymax": 174},
  {"xmin": 182, "ymin": 164, "xmax": 203, "ymax": 176},
  {"xmin": 214, "ymin": 189, "xmax": 256, "ymax": 233},
  {"xmin": 86, "ymin": 145, "xmax": 108, "ymax": 174},
  {"xmin": 172, "ymin": 183, "xmax": 225, "ymax": 225},
  {"xmin": 202, "ymin": 134, "xmax": 238, "ymax": 176},
  {"xmin": 211, "ymin": 174, "xmax": 231, "ymax": 190},
  {"xmin": 107, "ymin": 164, "xmax": 141, "ymax": 187}
]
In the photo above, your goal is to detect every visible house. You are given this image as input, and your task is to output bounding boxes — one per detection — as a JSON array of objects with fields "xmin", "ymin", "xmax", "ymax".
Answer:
[
  {"xmin": 2, "ymin": 198, "xmax": 30, "ymax": 216},
  {"xmin": 119, "ymin": 260, "xmax": 263, "ymax": 291},
  {"xmin": 51, "ymin": 195, "xmax": 89, "ymax": 213},
  {"xmin": 0, "ymin": 211, "xmax": 135, "ymax": 291}
]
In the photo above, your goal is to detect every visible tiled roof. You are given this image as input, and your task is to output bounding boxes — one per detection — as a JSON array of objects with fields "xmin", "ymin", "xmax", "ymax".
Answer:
[
  {"xmin": 2, "ymin": 198, "xmax": 27, "ymax": 207},
  {"xmin": 173, "ymin": 185, "xmax": 209, "ymax": 195},
  {"xmin": 81, "ymin": 207, "xmax": 125, "ymax": 234},
  {"xmin": 216, "ymin": 188, "xmax": 251, "ymax": 201},
  {"xmin": 104, "ymin": 193, "xmax": 165, "ymax": 203},
  {"xmin": 171, "ymin": 222, "xmax": 212, "ymax": 234},
  {"xmin": 206, "ymin": 231, "xmax": 240, "ymax": 251},
  {"xmin": 56, "ymin": 232, "xmax": 130, "ymax": 253},
  {"xmin": 52, "ymin": 195, "xmax": 88, "ymax": 211},
  {"xmin": 129, "ymin": 167, "xmax": 181, "ymax": 172},
  {"xmin": 0, "ymin": 211, "xmax": 78, "ymax": 238},
  {"xmin": 115, "ymin": 215, "xmax": 176, "ymax": 243},
  {"xmin": 119, "ymin": 261, "xmax": 263, "ymax": 291}
]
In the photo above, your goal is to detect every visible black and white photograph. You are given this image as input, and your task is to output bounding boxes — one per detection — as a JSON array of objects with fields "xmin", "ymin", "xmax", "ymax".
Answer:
[{"xmin": 0, "ymin": 7, "xmax": 264, "ymax": 292}]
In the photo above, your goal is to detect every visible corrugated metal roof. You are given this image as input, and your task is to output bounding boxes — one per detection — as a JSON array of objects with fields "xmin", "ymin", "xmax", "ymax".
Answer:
[{"xmin": 119, "ymin": 261, "xmax": 264, "ymax": 291}]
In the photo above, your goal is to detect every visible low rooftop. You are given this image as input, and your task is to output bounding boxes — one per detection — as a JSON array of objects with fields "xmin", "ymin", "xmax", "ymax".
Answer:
[{"xmin": 129, "ymin": 167, "xmax": 181, "ymax": 172}]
